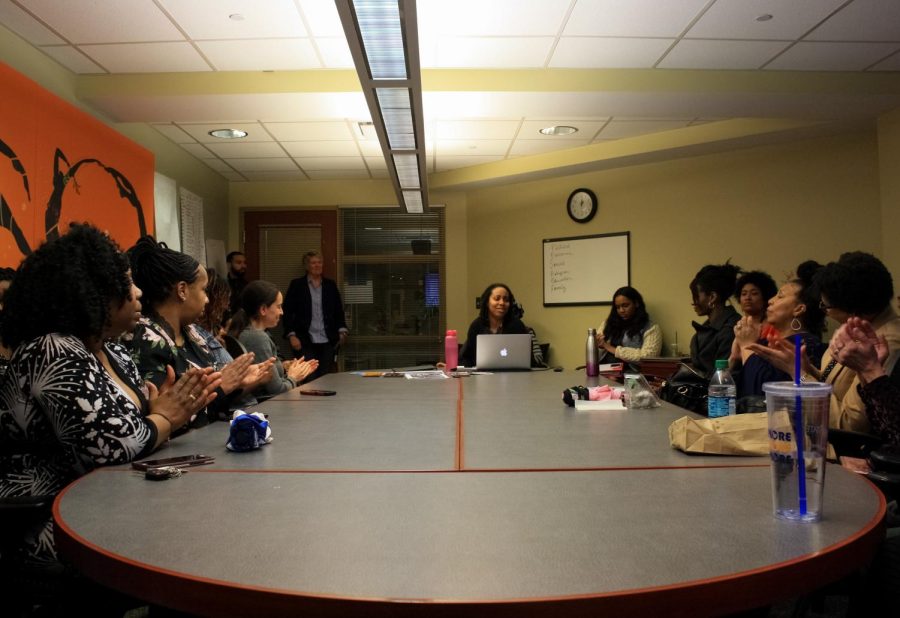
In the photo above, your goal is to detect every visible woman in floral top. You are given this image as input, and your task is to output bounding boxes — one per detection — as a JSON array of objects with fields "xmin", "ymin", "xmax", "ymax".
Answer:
[
  {"xmin": 0, "ymin": 224, "xmax": 217, "ymax": 567},
  {"xmin": 125, "ymin": 238, "xmax": 273, "ymax": 424}
]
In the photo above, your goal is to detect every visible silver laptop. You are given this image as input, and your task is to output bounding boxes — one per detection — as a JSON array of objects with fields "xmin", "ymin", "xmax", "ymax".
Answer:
[{"xmin": 475, "ymin": 334, "xmax": 532, "ymax": 371}]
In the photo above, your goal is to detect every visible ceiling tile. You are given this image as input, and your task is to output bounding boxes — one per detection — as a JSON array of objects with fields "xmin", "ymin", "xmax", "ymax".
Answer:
[
  {"xmin": 430, "ymin": 37, "xmax": 555, "ymax": 68},
  {"xmin": 20, "ymin": 0, "xmax": 183, "ymax": 43},
  {"xmin": 369, "ymin": 168, "xmax": 389, "ymax": 179},
  {"xmin": 180, "ymin": 143, "xmax": 217, "ymax": 159},
  {"xmin": 39, "ymin": 45, "xmax": 105, "ymax": 73},
  {"xmin": 509, "ymin": 139, "xmax": 591, "ymax": 156},
  {"xmin": 201, "ymin": 158, "xmax": 235, "ymax": 172},
  {"xmin": 418, "ymin": 0, "xmax": 570, "ymax": 37},
  {"xmin": 159, "ymin": 0, "xmax": 306, "ymax": 40},
  {"xmin": 206, "ymin": 141, "xmax": 286, "ymax": 158},
  {"xmin": 228, "ymin": 158, "xmax": 299, "ymax": 172},
  {"xmin": 435, "ymin": 155, "xmax": 505, "ymax": 171},
  {"xmin": 597, "ymin": 120, "xmax": 692, "ymax": 139},
  {"xmin": 152, "ymin": 124, "xmax": 196, "ymax": 144},
  {"xmin": 807, "ymin": 0, "xmax": 900, "ymax": 42},
  {"xmin": 519, "ymin": 120, "xmax": 609, "ymax": 139},
  {"xmin": 564, "ymin": 0, "xmax": 710, "ymax": 37},
  {"xmin": 197, "ymin": 39, "xmax": 319, "ymax": 71},
  {"xmin": 871, "ymin": 51, "xmax": 900, "ymax": 71},
  {"xmin": 435, "ymin": 120, "xmax": 521, "ymax": 140},
  {"xmin": 0, "ymin": 2, "xmax": 64, "ymax": 44},
  {"xmin": 686, "ymin": 0, "xmax": 847, "ymax": 40},
  {"xmin": 766, "ymin": 41, "xmax": 900, "ymax": 71},
  {"xmin": 305, "ymin": 170, "xmax": 372, "ymax": 180},
  {"xmin": 315, "ymin": 37, "xmax": 354, "ymax": 68},
  {"xmin": 436, "ymin": 139, "xmax": 511, "ymax": 156},
  {"xmin": 241, "ymin": 170, "xmax": 308, "ymax": 181},
  {"xmin": 78, "ymin": 42, "xmax": 210, "ymax": 72},
  {"xmin": 357, "ymin": 140, "xmax": 384, "ymax": 157},
  {"xmin": 296, "ymin": 0, "xmax": 345, "ymax": 36},
  {"xmin": 178, "ymin": 123, "xmax": 271, "ymax": 143},
  {"xmin": 550, "ymin": 37, "xmax": 673, "ymax": 68},
  {"xmin": 365, "ymin": 157, "xmax": 388, "ymax": 170},
  {"xmin": 282, "ymin": 141, "xmax": 361, "ymax": 157},
  {"xmin": 659, "ymin": 39, "xmax": 790, "ymax": 69},
  {"xmin": 264, "ymin": 121, "xmax": 353, "ymax": 141},
  {"xmin": 294, "ymin": 157, "xmax": 367, "ymax": 171},
  {"xmin": 220, "ymin": 171, "xmax": 246, "ymax": 182}
]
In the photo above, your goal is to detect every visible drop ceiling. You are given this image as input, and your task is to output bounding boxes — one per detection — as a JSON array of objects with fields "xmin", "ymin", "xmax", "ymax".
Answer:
[{"xmin": 3, "ymin": 0, "xmax": 900, "ymax": 186}]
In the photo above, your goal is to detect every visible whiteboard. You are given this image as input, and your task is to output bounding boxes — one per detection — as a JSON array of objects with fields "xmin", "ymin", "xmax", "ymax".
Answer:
[{"xmin": 543, "ymin": 233, "xmax": 630, "ymax": 305}]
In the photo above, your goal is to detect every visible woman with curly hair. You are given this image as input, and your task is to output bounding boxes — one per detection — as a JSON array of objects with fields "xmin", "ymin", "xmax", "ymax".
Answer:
[
  {"xmin": 688, "ymin": 261, "xmax": 742, "ymax": 376},
  {"xmin": 595, "ymin": 286, "xmax": 661, "ymax": 365},
  {"xmin": 196, "ymin": 268, "xmax": 235, "ymax": 368},
  {"xmin": 231, "ymin": 280, "xmax": 318, "ymax": 398},
  {"xmin": 0, "ymin": 223, "xmax": 218, "ymax": 567},
  {"xmin": 751, "ymin": 252, "xmax": 900, "ymax": 432},
  {"xmin": 125, "ymin": 237, "xmax": 273, "ymax": 423},
  {"xmin": 732, "ymin": 261, "xmax": 826, "ymax": 409}
]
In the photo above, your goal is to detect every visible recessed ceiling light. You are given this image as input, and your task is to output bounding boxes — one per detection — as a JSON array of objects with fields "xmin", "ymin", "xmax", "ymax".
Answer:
[
  {"xmin": 208, "ymin": 129, "xmax": 248, "ymax": 139},
  {"xmin": 756, "ymin": 14, "xmax": 773, "ymax": 22},
  {"xmin": 539, "ymin": 125, "xmax": 578, "ymax": 136}
]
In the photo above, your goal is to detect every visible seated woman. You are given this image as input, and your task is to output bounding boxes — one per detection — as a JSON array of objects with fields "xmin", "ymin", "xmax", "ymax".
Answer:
[
  {"xmin": 460, "ymin": 283, "xmax": 535, "ymax": 367},
  {"xmin": 750, "ymin": 252, "xmax": 900, "ymax": 432},
  {"xmin": 732, "ymin": 261, "xmax": 826, "ymax": 409},
  {"xmin": 830, "ymin": 317, "xmax": 900, "ymax": 447},
  {"xmin": 126, "ymin": 237, "xmax": 272, "ymax": 423},
  {"xmin": 688, "ymin": 262, "xmax": 742, "ymax": 376},
  {"xmin": 734, "ymin": 270, "xmax": 777, "ymax": 323},
  {"xmin": 595, "ymin": 286, "xmax": 662, "ymax": 366},
  {"xmin": 196, "ymin": 268, "xmax": 235, "ymax": 369},
  {"xmin": 0, "ymin": 224, "xmax": 218, "ymax": 567},
  {"xmin": 233, "ymin": 280, "xmax": 318, "ymax": 398}
]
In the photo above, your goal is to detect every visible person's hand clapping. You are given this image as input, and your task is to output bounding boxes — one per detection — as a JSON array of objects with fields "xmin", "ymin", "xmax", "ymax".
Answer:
[
  {"xmin": 217, "ymin": 353, "xmax": 255, "ymax": 394},
  {"xmin": 149, "ymin": 366, "xmax": 221, "ymax": 431},
  {"xmin": 830, "ymin": 317, "xmax": 887, "ymax": 384}
]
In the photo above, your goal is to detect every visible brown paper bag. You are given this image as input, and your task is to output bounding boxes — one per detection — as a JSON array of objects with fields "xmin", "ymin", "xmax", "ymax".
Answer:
[{"xmin": 668, "ymin": 412, "xmax": 769, "ymax": 456}]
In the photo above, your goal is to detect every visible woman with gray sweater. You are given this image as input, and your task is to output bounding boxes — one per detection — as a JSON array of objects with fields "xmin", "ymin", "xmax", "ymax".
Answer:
[{"xmin": 233, "ymin": 280, "xmax": 318, "ymax": 399}]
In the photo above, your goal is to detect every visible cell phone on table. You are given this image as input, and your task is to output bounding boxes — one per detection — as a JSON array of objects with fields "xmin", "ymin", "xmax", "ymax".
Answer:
[
  {"xmin": 300, "ymin": 389, "xmax": 336, "ymax": 396},
  {"xmin": 132, "ymin": 454, "xmax": 215, "ymax": 471}
]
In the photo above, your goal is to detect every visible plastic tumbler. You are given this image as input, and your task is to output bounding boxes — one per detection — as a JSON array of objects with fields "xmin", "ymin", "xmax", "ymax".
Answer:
[{"xmin": 762, "ymin": 382, "xmax": 832, "ymax": 522}]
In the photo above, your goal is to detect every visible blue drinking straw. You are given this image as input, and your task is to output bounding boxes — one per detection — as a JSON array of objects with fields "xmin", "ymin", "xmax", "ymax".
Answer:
[{"xmin": 794, "ymin": 334, "xmax": 807, "ymax": 515}]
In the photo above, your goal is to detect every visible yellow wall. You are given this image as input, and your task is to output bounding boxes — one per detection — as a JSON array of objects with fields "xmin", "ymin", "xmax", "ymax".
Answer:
[
  {"xmin": 463, "ymin": 130, "xmax": 882, "ymax": 368},
  {"xmin": 878, "ymin": 107, "xmax": 900, "ymax": 281}
]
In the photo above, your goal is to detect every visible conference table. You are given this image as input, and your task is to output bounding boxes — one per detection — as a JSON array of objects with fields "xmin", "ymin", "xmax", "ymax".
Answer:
[{"xmin": 54, "ymin": 370, "xmax": 886, "ymax": 617}]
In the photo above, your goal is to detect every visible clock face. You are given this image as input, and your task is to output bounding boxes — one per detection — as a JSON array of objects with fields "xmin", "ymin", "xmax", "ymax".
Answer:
[{"xmin": 567, "ymin": 189, "xmax": 597, "ymax": 223}]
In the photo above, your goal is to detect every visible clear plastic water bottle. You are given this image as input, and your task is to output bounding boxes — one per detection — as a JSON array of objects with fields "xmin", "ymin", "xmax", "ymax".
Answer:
[
  {"xmin": 708, "ymin": 359, "xmax": 736, "ymax": 418},
  {"xmin": 444, "ymin": 329, "xmax": 458, "ymax": 371},
  {"xmin": 586, "ymin": 328, "xmax": 599, "ymax": 377}
]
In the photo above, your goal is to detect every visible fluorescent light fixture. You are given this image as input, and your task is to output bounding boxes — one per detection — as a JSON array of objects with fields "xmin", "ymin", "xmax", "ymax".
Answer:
[
  {"xmin": 402, "ymin": 190, "xmax": 423, "ymax": 213},
  {"xmin": 354, "ymin": 0, "xmax": 407, "ymax": 79},
  {"xmin": 208, "ymin": 128, "xmax": 248, "ymax": 139},
  {"xmin": 539, "ymin": 125, "xmax": 578, "ymax": 136},
  {"xmin": 392, "ymin": 153, "xmax": 419, "ymax": 189},
  {"xmin": 336, "ymin": 0, "xmax": 429, "ymax": 214}
]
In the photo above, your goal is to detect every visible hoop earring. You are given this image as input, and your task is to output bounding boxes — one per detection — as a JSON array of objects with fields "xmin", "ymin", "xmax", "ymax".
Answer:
[{"xmin": 790, "ymin": 318, "xmax": 802, "ymax": 332}]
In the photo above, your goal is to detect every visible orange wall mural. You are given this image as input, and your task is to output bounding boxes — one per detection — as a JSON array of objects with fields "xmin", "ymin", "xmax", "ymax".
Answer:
[{"xmin": 0, "ymin": 62, "xmax": 154, "ymax": 268}]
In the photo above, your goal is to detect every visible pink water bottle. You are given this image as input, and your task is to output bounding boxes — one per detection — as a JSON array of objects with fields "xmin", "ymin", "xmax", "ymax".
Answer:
[{"xmin": 444, "ymin": 329, "xmax": 458, "ymax": 371}]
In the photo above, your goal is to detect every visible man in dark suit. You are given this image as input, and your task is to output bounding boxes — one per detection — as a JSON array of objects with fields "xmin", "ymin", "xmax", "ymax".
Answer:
[{"xmin": 283, "ymin": 250, "xmax": 348, "ymax": 379}]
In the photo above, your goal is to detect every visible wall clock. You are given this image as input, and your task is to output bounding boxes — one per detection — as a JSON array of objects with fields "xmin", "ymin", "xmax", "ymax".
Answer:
[{"xmin": 566, "ymin": 188, "xmax": 597, "ymax": 223}]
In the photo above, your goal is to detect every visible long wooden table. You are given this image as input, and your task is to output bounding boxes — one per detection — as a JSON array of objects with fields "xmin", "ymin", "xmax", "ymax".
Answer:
[{"xmin": 54, "ymin": 371, "xmax": 885, "ymax": 617}]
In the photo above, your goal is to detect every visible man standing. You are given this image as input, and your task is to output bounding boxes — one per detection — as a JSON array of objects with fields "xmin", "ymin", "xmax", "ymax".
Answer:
[
  {"xmin": 283, "ymin": 250, "xmax": 348, "ymax": 379},
  {"xmin": 226, "ymin": 251, "xmax": 247, "ymax": 312}
]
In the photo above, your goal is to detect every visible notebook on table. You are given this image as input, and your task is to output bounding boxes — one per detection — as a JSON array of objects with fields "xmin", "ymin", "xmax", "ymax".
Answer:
[{"xmin": 475, "ymin": 334, "xmax": 532, "ymax": 371}]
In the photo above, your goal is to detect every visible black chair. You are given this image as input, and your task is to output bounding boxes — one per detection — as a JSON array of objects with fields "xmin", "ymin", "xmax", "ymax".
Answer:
[{"xmin": 223, "ymin": 334, "xmax": 248, "ymax": 359}]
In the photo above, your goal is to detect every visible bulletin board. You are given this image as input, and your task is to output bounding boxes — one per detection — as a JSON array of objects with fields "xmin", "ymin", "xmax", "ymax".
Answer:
[{"xmin": 543, "ymin": 232, "xmax": 630, "ymax": 306}]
